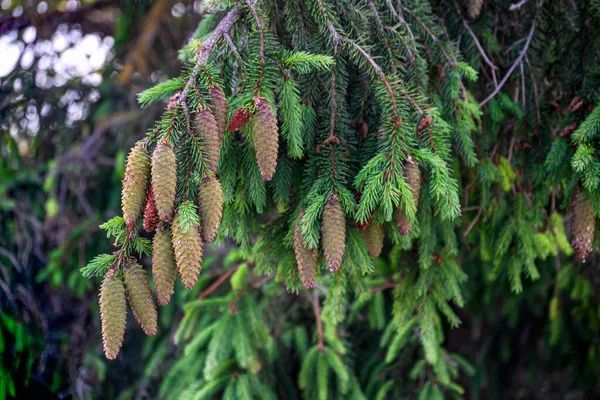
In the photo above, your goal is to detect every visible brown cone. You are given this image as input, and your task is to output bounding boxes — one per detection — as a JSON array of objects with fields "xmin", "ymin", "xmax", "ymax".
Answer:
[
  {"xmin": 196, "ymin": 109, "xmax": 221, "ymax": 175},
  {"xmin": 124, "ymin": 263, "xmax": 157, "ymax": 336},
  {"xmin": 464, "ymin": 0, "xmax": 484, "ymax": 19},
  {"xmin": 572, "ymin": 189, "xmax": 596, "ymax": 261},
  {"xmin": 363, "ymin": 223, "xmax": 384, "ymax": 257},
  {"xmin": 228, "ymin": 108, "xmax": 251, "ymax": 132},
  {"xmin": 122, "ymin": 142, "xmax": 150, "ymax": 227},
  {"xmin": 209, "ymin": 85, "xmax": 227, "ymax": 142},
  {"xmin": 100, "ymin": 270, "xmax": 127, "ymax": 360},
  {"xmin": 143, "ymin": 189, "xmax": 160, "ymax": 233},
  {"xmin": 322, "ymin": 196, "xmax": 346, "ymax": 272},
  {"xmin": 171, "ymin": 210, "xmax": 204, "ymax": 289},
  {"xmin": 152, "ymin": 224, "xmax": 177, "ymax": 306},
  {"xmin": 151, "ymin": 140, "xmax": 177, "ymax": 221},
  {"xmin": 397, "ymin": 157, "xmax": 421, "ymax": 236},
  {"xmin": 294, "ymin": 211, "xmax": 319, "ymax": 289},
  {"xmin": 253, "ymin": 97, "xmax": 279, "ymax": 181},
  {"xmin": 198, "ymin": 176, "xmax": 223, "ymax": 243}
]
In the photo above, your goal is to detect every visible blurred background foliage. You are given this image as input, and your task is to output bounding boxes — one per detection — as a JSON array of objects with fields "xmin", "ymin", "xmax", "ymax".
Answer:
[{"xmin": 0, "ymin": 0, "xmax": 599, "ymax": 399}]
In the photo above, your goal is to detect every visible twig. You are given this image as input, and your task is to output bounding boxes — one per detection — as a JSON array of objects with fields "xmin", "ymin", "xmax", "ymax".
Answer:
[
  {"xmin": 315, "ymin": 0, "xmax": 342, "ymax": 46},
  {"xmin": 463, "ymin": 206, "xmax": 483, "ymax": 238},
  {"xmin": 479, "ymin": 22, "xmax": 536, "ymax": 107},
  {"xmin": 509, "ymin": 0, "xmax": 530, "ymax": 11},
  {"xmin": 367, "ymin": 0, "xmax": 397, "ymax": 73},
  {"xmin": 198, "ymin": 265, "xmax": 240, "ymax": 300},
  {"xmin": 245, "ymin": 0, "xmax": 265, "ymax": 96},
  {"xmin": 370, "ymin": 281, "xmax": 397, "ymax": 294},
  {"xmin": 306, "ymin": 291, "xmax": 325, "ymax": 351},
  {"xmin": 524, "ymin": 55, "xmax": 541, "ymax": 123},
  {"xmin": 223, "ymin": 32, "xmax": 241, "ymax": 59}
]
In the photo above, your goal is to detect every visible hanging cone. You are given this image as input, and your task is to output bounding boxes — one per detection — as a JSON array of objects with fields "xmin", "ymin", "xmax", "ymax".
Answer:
[
  {"xmin": 122, "ymin": 142, "xmax": 150, "ymax": 227},
  {"xmin": 196, "ymin": 109, "xmax": 221, "ymax": 175},
  {"xmin": 100, "ymin": 270, "xmax": 127, "ymax": 360},
  {"xmin": 209, "ymin": 85, "xmax": 228, "ymax": 142},
  {"xmin": 253, "ymin": 97, "xmax": 279, "ymax": 181},
  {"xmin": 143, "ymin": 189, "xmax": 160, "ymax": 233},
  {"xmin": 294, "ymin": 211, "xmax": 319, "ymax": 289},
  {"xmin": 171, "ymin": 210, "xmax": 204, "ymax": 289},
  {"xmin": 228, "ymin": 108, "xmax": 251, "ymax": 132},
  {"xmin": 124, "ymin": 263, "xmax": 157, "ymax": 336},
  {"xmin": 464, "ymin": 0, "xmax": 484, "ymax": 19},
  {"xmin": 363, "ymin": 223, "xmax": 384, "ymax": 257},
  {"xmin": 571, "ymin": 188, "xmax": 596, "ymax": 261},
  {"xmin": 151, "ymin": 140, "xmax": 177, "ymax": 221},
  {"xmin": 198, "ymin": 176, "xmax": 223, "ymax": 243},
  {"xmin": 322, "ymin": 196, "xmax": 346, "ymax": 272},
  {"xmin": 152, "ymin": 224, "xmax": 177, "ymax": 306},
  {"xmin": 397, "ymin": 157, "xmax": 421, "ymax": 236}
]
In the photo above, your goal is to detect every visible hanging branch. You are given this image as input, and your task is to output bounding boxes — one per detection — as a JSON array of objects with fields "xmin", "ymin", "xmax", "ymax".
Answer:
[
  {"xmin": 367, "ymin": 0, "xmax": 398, "ymax": 73},
  {"xmin": 245, "ymin": 0, "xmax": 265, "ymax": 96},
  {"xmin": 315, "ymin": 0, "xmax": 342, "ymax": 45},
  {"xmin": 479, "ymin": 22, "xmax": 536, "ymax": 107}
]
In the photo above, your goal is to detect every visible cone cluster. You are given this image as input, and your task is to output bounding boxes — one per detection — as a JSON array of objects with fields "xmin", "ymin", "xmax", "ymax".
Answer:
[
  {"xmin": 152, "ymin": 224, "xmax": 177, "ymax": 306},
  {"xmin": 198, "ymin": 176, "xmax": 223, "ymax": 243},
  {"xmin": 100, "ymin": 270, "xmax": 127, "ymax": 360},
  {"xmin": 322, "ymin": 196, "xmax": 346, "ymax": 272},
  {"xmin": 172, "ymin": 210, "xmax": 204, "ymax": 289},
  {"xmin": 122, "ymin": 142, "xmax": 150, "ymax": 227},
  {"xmin": 228, "ymin": 108, "xmax": 251, "ymax": 132},
  {"xmin": 363, "ymin": 223, "xmax": 384, "ymax": 257},
  {"xmin": 397, "ymin": 157, "xmax": 421, "ymax": 236},
  {"xmin": 124, "ymin": 263, "xmax": 158, "ymax": 336},
  {"xmin": 152, "ymin": 140, "xmax": 177, "ymax": 221},
  {"xmin": 143, "ymin": 189, "xmax": 160, "ymax": 233},
  {"xmin": 209, "ymin": 85, "xmax": 228, "ymax": 141},
  {"xmin": 572, "ymin": 189, "xmax": 596, "ymax": 261},
  {"xmin": 294, "ymin": 211, "xmax": 318, "ymax": 289},
  {"xmin": 253, "ymin": 97, "xmax": 279, "ymax": 181}
]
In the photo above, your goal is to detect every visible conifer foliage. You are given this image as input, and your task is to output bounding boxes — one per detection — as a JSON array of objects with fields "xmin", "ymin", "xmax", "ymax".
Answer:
[{"xmin": 83, "ymin": 0, "xmax": 600, "ymax": 397}]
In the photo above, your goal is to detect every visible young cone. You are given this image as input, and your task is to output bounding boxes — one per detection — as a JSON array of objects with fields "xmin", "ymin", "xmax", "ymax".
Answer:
[
  {"xmin": 124, "ymin": 263, "xmax": 157, "ymax": 336},
  {"xmin": 228, "ymin": 108, "xmax": 251, "ymax": 132},
  {"xmin": 143, "ymin": 189, "xmax": 160, "ymax": 233},
  {"xmin": 171, "ymin": 210, "xmax": 204, "ymax": 289},
  {"xmin": 152, "ymin": 224, "xmax": 177, "ymax": 306},
  {"xmin": 196, "ymin": 109, "xmax": 221, "ymax": 175},
  {"xmin": 571, "ymin": 189, "xmax": 596, "ymax": 261},
  {"xmin": 151, "ymin": 140, "xmax": 177, "ymax": 221},
  {"xmin": 322, "ymin": 196, "xmax": 346, "ymax": 272},
  {"xmin": 100, "ymin": 270, "xmax": 127, "ymax": 360},
  {"xmin": 209, "ymin": 85, "xmax": 227, "ymax": 142},
  {"xmin": 464, "ymin": 0, "xmax": 484, "ymax": 19},
  {"xmin": 397, "ymin": 157, "xmax": 421, "ymax": 236},
  {"xmin": 198, "ymin": 176, "xmax": 223, "ymax": 243},
  {"xmin": 122, "ymin": 142, "xmax": 150, "ymax": 227},
  {"xmin": 294, "ymin": 211, "xmax": 319, "ymax": 289},
  {"xmin": 363, "ymin": 223, "xmax": 384, "ymax": 257},
  {"xmin": 253, "ymin": 97, "xmax": 279, "ymax": 181}
]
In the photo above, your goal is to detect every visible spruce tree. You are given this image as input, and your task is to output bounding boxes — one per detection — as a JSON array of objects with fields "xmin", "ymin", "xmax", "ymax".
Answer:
[{"xmin": 81, "ymin": 0, "xmax": 600, "ymax": 398}]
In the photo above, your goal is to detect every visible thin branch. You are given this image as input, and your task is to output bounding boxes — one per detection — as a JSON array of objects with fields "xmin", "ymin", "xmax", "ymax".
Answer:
[
  {"xmin": 305, "ymin": 291, "xmax": 325, "ymax": 351},
  {"xmin": 367, "ymin": 0, "xmax": 397, "ymax": 73},
  {"xmin": 463, "ymin": 206, "xmax": 483, "ymax": 238},
  {"xmin": 315, "ymin": 0, "xmax": 342, "ymax": 45},
  {"xmin": 198, "ymin": 265, "xmax": 240, "ymax": 300},
  {"xmin": 246, "ymin": 0, "xmax": 265, "ymax": 96},
  {"xmin": 479, "ymin": 22, "xmax": 536, "ymax": 107},
  {"xmin": 509, "ymin": 0, "xmax": 530, "ymax": 11}
]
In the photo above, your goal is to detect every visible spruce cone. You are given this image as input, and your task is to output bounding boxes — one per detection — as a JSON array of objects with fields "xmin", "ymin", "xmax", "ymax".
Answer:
[
  {"xmin": 172, "ymin": 210, "xmax": 204, "ymax": 289},
  {"xmin": 124, "ymin": 263, "xmax": 157, "ymax": 336},
  {"xmin": 294, "ymin": 211, "xmax": 319, "ymax": 289},
  {"xmin": 196, "ymin": 109, "xmax": 221, "ymax": 175},
  {"xmin": 100, "ymin": 270, "xmax": 127, "ymax": 360},
  {"xmin": 152, "ymin": 224, "xmax": 177, "ymax": 306},
  {"xmin": 143, "ymin": 189, "xmax": 160, "ymax": 233},
  {"xmin": 151, "ymin": 140, "xmax": 177, "ymax": 221},
  {"xmin": 122, "ymin": 142, "xmax": 150, "ymax": 227},
  {"xmin": 253, "ymin": 97, "xmax": 279, "ymax": 181},
  {"xmin": 322, "ymin": 196, "xmax": 346, "ymax": 272},
  {"xmin": 464, "ymin": 0, "xmax": 484, "ymax": 20},
  {"xmin": 228, "ymin": 108, "xmax": 251, "ymax": 132},
  {"xmin": 397, "ymin": 157, "xmax": 421, "ymax": 236},
  {"xmin": 572, "ymin": 189, "xmax": 596, "ymax": 261},
  {"xmin": 363, "ymin": 223, "xmax": 384, "ymax": 257},
  {"xmin": 198, "ymin": 176, "xmax": 223, "ymax": 243},
  {"xmin": 209, "ymin": 85, "xmax": 227, "ymax": 142}
]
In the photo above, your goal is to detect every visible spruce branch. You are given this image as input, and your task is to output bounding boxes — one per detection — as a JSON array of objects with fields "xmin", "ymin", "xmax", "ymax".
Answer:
[
  {"xmin": 479, "ymin": 22, "xmax": 536, "ymax": 107},
  {"xmin": 314, "ymin": 0, "xmax": 342, "ymax": 46},
  {"xmin": 367, "ymin": 0, "xmax": 398, "ymax": 73},
  {"xmin": 245, "ymin": 0, "xmax": 265, "ymax": 96}
]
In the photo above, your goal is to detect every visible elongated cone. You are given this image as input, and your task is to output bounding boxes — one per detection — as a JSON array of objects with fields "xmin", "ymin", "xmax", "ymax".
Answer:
[
  {"xmin": 322, "ymin": 196, "xmax": 346, "ymax": 272},
  {"xmin": 294, "ymin": 211, "xmax": 318, "ymax": 289},
  {"xmin": 143, "ymin": 189, "xmax": 160, "ymax": 233},
  {"xmin": 171, "ymin": 210, "xmax": 204, "ymax": 289},
  {"xmin": 209, "ymin": 85, "xmax": 227, "ymax": 142},
  {"xmin": 196, "ymin": 109, "xmax": 220, "ymax": 175},
  {"xmin": 151, "ymin": 140, "xmax": 177, "ymax": 221},
  {"xmin": 464, "ymin": 0, "xmax": 484, "ymax": 20},
  {"xmin": 253, "ymin": 97, "xmax": 279, "ymax": 181},
  {"xmin": 198, "ymin": 176, "xmax": 223, "ymax": 243},
  {"xmin": 397, "ymin": 157, "xmax": 421, "ymax": 236},
  {"xmin": 228, "ymin": 108, "xmax": 251, "ymax": 132},
  {"xmin": 122, "ymin": 142, "xmax": 150, "ymax": 227},
  {"xmin": 572, "ymin": 189, "xmax": 596, "ymax": 261},
  {"xmin": 363, "ymin": 223, "xmax": 384, "ymax": 257},
  {"xmin": 124, "ymin": 263, "xmax": 157, "ymax": 336},
  {"xmin": 100, "ymin": 270, "xmax": 127, "ymax": 360},
  {"xmin": 152, "ymin": 224, "xmax": 177, "ymax": 306}
]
